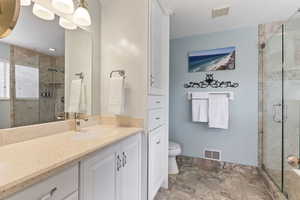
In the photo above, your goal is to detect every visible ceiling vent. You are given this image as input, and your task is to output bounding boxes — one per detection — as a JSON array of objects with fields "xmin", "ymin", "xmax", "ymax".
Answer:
[{"xmin": 212, "ymin": 6, "xmax": 230, "ymax": 18}]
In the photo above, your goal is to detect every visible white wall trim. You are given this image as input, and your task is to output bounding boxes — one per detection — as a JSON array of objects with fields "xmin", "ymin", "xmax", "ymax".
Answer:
[{"xmin": 157, "ymin": 0, "xmax": 173, "ymax": 16}]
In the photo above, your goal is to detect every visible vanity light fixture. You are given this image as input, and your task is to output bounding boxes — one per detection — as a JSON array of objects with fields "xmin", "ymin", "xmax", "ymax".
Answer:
[
  {"xmin": 0, "ymin": 0, "xmax": 20, "ymax": 39},
  {"xmin": 32, "ymin": 3, "xmax": 55, "ymax": 21},
  {"xmin": 59, "ymin": 17, "xmax": 77, "ymax": 30},
  {"xmin": 21, "ymin": 0, "xmax": 31, "ymax": 6},
  {"xmin": 73, "ymin": 0, "xmax": 91, "ymax": 26},
  {"xmin": 52, "ymin": 0, "xmax": 74, "ymax": 14}
]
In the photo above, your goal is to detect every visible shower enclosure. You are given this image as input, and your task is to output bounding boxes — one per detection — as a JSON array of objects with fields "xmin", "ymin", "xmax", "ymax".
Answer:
[
  {"xmin": 263, "ymin": 11, "xmax": 300, "ymax": 200},
  {"xmin": 8, "ymin": 45, "xmax": 65, "ymax": 128}
]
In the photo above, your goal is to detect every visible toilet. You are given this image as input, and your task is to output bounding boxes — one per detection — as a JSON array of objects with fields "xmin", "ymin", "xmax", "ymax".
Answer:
[{"xmin": 168, "ymin": 141, "xmax": 182, "ymax": 174}]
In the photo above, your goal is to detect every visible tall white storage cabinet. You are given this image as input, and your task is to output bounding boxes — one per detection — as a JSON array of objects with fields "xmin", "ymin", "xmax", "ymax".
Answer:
[
  {"xmin": 148, "ymin": 0, "xmax": 170, "ymax": 199},
  {"xmin": 99, "ymin": 0, "xmax": 170, "ymax": 198}
]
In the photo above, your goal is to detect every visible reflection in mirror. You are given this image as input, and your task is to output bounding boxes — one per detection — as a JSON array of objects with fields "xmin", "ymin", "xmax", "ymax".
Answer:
[
  {"xmin": 0, "ymin": 5, "xmax": 65, "ymax": 128},
  {"xmin": 65, "ymin": 28, "xmax": 92, "ymax": 115}
]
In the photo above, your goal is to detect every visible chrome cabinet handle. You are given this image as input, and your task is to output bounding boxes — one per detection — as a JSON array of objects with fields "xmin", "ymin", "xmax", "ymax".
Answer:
[
  {"xmin": 156, "ymin": 140, "xmax": 161, "ymax": 144},
  {"xmin": 40, "ymin": 187, "xmax": 57, "ymax": 200},
  {"xmin": 116, "ymin": 155, "xmax": 122, "ymax": 171},
  {"xmin": 50, "ymin": 187, "xmax": 57, "ymax": 196},
  {"xmin": 155, "ymin": 117, "xmax": 160, "ymax": 120},
  {"xmin": 155, "ymin": 101, "xmax": 161, "ymax": 104},
  {"xmin": 272, "ymin": 103, "xmax": 282, "ymax": 123},
  {"xmin": 122, "ymin": 152, "xmax": 127, "ymax": 167}
]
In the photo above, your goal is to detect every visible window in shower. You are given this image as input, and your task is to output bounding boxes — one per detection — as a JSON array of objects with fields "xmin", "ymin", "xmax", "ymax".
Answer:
[
  {"xmin": 0, "ymin": 59, "xmax": 10, "ymax": 99},
  {"xmin": 15, "ymin": 65, "xmax": 39, "ymax": 99}
]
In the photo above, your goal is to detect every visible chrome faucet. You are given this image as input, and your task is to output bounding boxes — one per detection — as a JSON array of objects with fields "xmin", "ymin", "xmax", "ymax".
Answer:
[{"xmin": 74, "ymin": 113, "xmax": 89, "ymax": 132}]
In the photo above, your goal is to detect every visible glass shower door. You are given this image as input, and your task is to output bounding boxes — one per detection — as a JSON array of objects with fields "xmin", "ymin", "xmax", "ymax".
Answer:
[
  {"xmin": 283, "ymin": 12, "xmax": 300, "ymax": 200},
  {"xmin": 263, "ymin": 25, "xmax": 284, "ymax": 190}
]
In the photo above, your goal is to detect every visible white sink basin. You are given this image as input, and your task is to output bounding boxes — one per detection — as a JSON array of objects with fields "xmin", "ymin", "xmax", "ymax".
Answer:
[{"xmin": 71, "ymin": 130, "xmax": 99, "ymax": 140}]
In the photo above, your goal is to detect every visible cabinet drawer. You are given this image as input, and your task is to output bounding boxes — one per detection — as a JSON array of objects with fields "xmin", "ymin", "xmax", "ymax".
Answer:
[
  {"xmin": 148, "ymin": 96, "xmax": 164, "ymax": 109},
  {"xmin": 7, "ymin": 164, "xmax": 79, "ymax": 200},
  {"xmin": 148, "ymin": 109, "xmax": 164, "ymax": 131}
]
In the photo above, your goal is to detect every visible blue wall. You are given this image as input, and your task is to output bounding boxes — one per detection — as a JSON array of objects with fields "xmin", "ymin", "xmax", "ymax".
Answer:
[{"xmin": 170, "ymin": 26, "xmax": 258, "ymax": 166}]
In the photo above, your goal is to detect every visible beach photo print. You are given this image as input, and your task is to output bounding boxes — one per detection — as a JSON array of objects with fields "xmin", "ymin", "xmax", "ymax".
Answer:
[{"xmin": 188, "ymin": 46, "xmax": 236, "ymax": 72}]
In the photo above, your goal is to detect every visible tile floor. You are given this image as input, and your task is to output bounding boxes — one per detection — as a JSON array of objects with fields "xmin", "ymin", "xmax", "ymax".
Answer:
[{"xmin": 155, "ymin": 156, "xmax": 273, "ymax": 200}]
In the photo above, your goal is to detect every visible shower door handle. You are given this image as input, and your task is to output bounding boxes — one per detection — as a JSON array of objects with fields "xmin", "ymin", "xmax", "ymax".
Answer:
[
  {"xmin": 284, "ymin": 104, "xmax": 288, "ymax": 122},
  {"xmin": 272, "ymin": 103, "xmax": 282, "ymax": 123}
]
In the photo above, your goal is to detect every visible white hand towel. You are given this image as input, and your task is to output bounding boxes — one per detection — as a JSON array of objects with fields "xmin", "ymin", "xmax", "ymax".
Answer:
[
  {"xmin": 208, "ymin": 94, "xmax": 229, "ymax": 129},
  {"xmin": 108, "ymin": 77, "xmax": 125, "ymax": 115},
  {"xmin": 192, "ymin": 99, "xmax": 208, "ymax": 122},
  {"xmin": 69, "ymin": 79, "xmax": 82, "ymax": 113},
  {"xmin": 191, "ymin": 92, "xmax": 209, "ymax": 122}
]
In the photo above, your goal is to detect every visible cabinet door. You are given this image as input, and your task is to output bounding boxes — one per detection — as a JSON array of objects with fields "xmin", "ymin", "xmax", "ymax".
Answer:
[
  {"xmin": 63, "ymin": 191, "xmax": 78, "ymax": 200},
  {"xmin": 119, "ymin": 134, "xmax": 141, "ymax": 200},
  {"xmin": 149, "ymin": 0, "xmax": 164, "ymax": 95},
  {"xmin": 148, "ymin": 126, "xmax": 165, "ymax": 200},
  {"xmin": 80, "ymin": 145, "xmax": 119, "ymax": 200}
]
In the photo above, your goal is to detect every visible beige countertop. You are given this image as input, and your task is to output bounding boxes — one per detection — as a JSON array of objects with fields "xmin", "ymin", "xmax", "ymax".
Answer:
[{"xmin": 0, "ymin": 125, "xmax": 143, "ymax": 199}]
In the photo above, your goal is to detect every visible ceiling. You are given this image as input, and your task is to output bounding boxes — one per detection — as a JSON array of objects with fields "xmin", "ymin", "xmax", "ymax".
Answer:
[
  {"xmin": 1, "ymin": 5, "xmax": 65, "ymax": 56},
  {"xmin": 167, "ymin": 0, "xmax": 300, "ymax": 39},
  {"xmin": 1, "ymin": 0, "xmax": 299, "ymax": 51}
]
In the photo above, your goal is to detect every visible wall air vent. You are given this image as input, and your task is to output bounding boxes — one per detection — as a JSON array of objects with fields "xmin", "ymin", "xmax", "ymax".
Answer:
[
  {"xmin": 204, "ymin": 149, "xmax": 221, "ymax": 161},
  {"xmin": 212, "ymin": 6, "xmax": 230, "ymax": 18}
]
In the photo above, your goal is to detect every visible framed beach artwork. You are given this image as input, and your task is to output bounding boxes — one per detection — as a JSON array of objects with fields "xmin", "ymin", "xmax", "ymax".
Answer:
[{"xmin": 188, "ymin": 47, "xmax": 236, "ymax": 72}]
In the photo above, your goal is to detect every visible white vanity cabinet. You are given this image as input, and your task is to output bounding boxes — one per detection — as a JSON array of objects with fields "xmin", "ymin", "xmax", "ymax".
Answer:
[
  {"xmin": 5, "ymin": 133, "xmax": 142, "ymax": 200},
  {"xmin": 6, "ymin": 165, "xmax": 79, "ymax": 200},
  {"xmin": 80, "ymin": 133, "xmax": 142, "ymax": 200}
]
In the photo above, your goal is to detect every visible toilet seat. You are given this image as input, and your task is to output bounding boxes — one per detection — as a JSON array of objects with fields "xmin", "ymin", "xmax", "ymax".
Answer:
[{"xmin": 169, "ymin": 141, "xmax": 180, "ymax": 150}]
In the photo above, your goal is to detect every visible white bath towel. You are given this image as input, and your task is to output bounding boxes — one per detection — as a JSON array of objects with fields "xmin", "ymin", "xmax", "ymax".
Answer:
[
  {"xmin": 108, "ymin": 77, "xmax": 125, "ymax": 115},
  {"xmin": 208, "ymin": 93, "xmax": 229, "ymax": 129},
  {"xmin": 69, "ymin": 79, "xmax": 82, "ymax": 113},
  {"xmin": 192, "ymin": 92, "xmax": 209, "ymax": 122}
]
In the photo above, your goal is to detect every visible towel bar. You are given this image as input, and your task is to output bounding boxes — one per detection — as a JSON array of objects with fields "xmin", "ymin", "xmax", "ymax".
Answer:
[
  {"xmin": 187, "ymin": 91, "xmax": 234, "ymax": 100},
  {"xmin": 110, "ymin": 70, "xmax": 126, "ymax": 78}
]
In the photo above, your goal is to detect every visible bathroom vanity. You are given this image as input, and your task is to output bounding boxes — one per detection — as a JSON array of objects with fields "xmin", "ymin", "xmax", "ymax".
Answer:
[{"xmin": 0, "ymin": 125, "xmax": 142, "ymax": 200}]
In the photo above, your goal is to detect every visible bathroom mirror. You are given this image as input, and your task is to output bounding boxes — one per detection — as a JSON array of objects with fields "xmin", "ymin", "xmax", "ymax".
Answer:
[{"xmin": 0, "ymin": 4, "xmax": 95, "ymax": 129}]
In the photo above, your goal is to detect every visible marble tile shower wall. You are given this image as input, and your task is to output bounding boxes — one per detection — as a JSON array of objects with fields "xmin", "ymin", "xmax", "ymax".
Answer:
[{"xmin": 9, "ymin": 45, "xmax": 65, "ymax": 127}]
